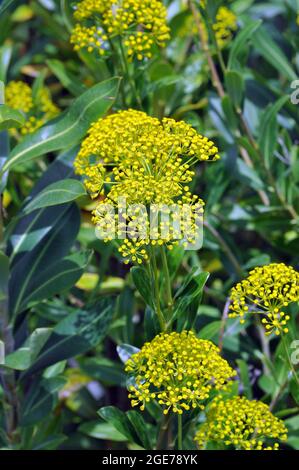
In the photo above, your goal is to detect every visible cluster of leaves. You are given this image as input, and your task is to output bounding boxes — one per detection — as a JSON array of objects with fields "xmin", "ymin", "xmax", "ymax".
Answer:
[{"xmin": 0, "ymin": 0, "xmax": 298, "ymax": 451}]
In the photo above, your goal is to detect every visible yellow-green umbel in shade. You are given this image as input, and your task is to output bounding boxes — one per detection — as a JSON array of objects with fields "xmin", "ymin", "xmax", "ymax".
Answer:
[
  {"xmin": 229, "ymin": 263, "xmax": 299, "ymax": 335},
  {"xmin": 125, "ymin": 330, "xmax": 236, "ymax": 414},
  {"xmin": 5, "ymin": 81, "xmax": 59, "ymax": 135},
  {"xmin": 194, "ymin": 396, "xmax": 288, "ymax": 450}
]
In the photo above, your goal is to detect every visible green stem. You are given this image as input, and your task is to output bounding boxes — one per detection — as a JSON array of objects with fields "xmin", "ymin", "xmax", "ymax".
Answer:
[
  {"xmin": 160, "ymin": 247, "xmax": 173, "ymax": 324},
  {"xmin": 118, "ymin": 40, "xmax": 142, "ymax": 109},
  {"xmin": 150, "ymin": 246, "xmax": 166, "ymax": 332},
  {"xmin": 177, "ymin": 414, "xmax": 183, "ymax": 450}
]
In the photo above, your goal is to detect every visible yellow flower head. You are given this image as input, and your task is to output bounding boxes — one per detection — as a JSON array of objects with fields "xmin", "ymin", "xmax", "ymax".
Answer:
[
  {"xmin": 5, "ymin": 81, "xmax": 33, "ymax": 113},
  {"xmin": 195, "ymin": 3, "xmax": 237, "ymax": 48},
  {"xmin": 125, "ymin": 330, "xmax": 236, "ymax": 414},
  {"xmin": 70, "ymin": 0, "xmax": 170, "ymax": 60},
  {"xmin": 75, "ymin": 109, "xmax": 219, "ymax": 201},
  {"xmin": 75, "ymin": 109, "xmax": 219, "ymax": 264},
  {"xmin": 195, "ymin": 396, "xmax": 288, "ymax": 450},
  {"xmin": 5, "ymin": 80, "xmax": 60, "ymax": 136},
  {"xmin": 229, "ymin": 263, "xmax": 299, "ymax": 336},
  {"xmin": 212, "ymin": 6, "xmax": 237, "ymax": 48}
]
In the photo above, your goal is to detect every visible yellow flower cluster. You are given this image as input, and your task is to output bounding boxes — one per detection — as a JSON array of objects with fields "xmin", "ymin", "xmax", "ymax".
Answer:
[
  {"xmin": 5, "ymin": 81, "xmax": 33, "ymax": 113},
  {"xmin": 5, "ymin": 80, "xmax": 59, "ymax": 135},
  {"xmin": 75, "ymin": 109, "xmax": 219, "ymax": 200},
  {"xmin": 75, "ymin": 109, "xmax": 219, "ymax": 263},
  {"xmin": 194, "ymin": 396, "xmax": 288, "ymax": 450},
  {"xmin": 212, "ymin": 6, "xmax": 237, "ymax": 48},
  {"xmin": 125, "ymin": 331, "xmax": 236, "ymax": 414},
  {"xmin": 70, "ymin": 0, "xmax": 170, "ymax": 61},
  {"xmin": 194, "ymin": 3, "xmax": 237, "ymax": 48},
  {"xmin": 229, "ymin": 263, "xmax": 299, "ymax": 336}
]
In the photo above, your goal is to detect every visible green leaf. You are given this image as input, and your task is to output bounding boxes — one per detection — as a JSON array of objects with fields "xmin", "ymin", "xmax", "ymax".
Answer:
[
  {"xmin": 8, "ymin": 149, "xmax": 77, "ymax": 263},
  {"xmin": 0, "ymin": 43, "xmax": 12, "ymax": 82},
  {"xmin": 98, "ymin": 406, "xmax": 142, "ymax": 446},
  {"xmin": 5, "ymin": 328, "xmax": 52, "ymax": 370},
  {"xmin": 2, "ymin": 77, "xmax": 120, "ymax": 174},
  {"xmin": 21, "ymin": 376, "xmax": 66, "ymax": 426},
  {"xmin": 9, "ymin": 204, "xmax": 81, "ymax": 317},
  {"xmin": 81, "ymin": 357, "xmax": 126, "ymax": 386},
  {"xmin": 47, "ymin": 59, "xmax": 86, "ymax": 96},
  {"xmin": 221, "ymin": 95, "xmax": 238, "ymax": 131},
  {"xmin": 131, "ymin": 266, "xmax": 154, "ymax": 308},
  {"xmin": 228, "ymin": 20, "xmax": 262, "ymax": 69},
  {"xmin": 24, "ymin": 178, "xmax": 87, "ymax": 214},
  {"xmin": 0, "ymin": 251, "xmax": 9, "ymax": 298},
  {"xmin": 21, "ymin": 251, "xmax": 91, "ymax": 309},
  {"xmin": 0, "ymin": 104, "xmax": 25, "ymax": 131},
  {"xmin": 252, "ymin": 27, "xmax": 297, "ymax": 81},
  {"xmin": 79, "ymin": 421, "xmax": 127, "ymax": 442},
  {"xmin": 126, "ymin": 410, "xmax": 152, "ymax": 450},
  {"xmin": 224, "ymin": 70, "xmax": 244, "ymax": 109},
  {"xmin": 0, "ymin": 0, "xmax": 19, "ymax": 15},
  {"xmin": 258, "ymin": 96, "xmax": 289, "ymax": 169},
  {"xmin": 198, "ymin": 321, "xmax": 222, "ymax": 341},
  {"xmin": 236, "ymin": 359, "xmax": 252, "ymax": 399},
  {"xmin": 235, "ymin": 158, "xmax": 265, "ymax": 190},
  {"xmin": 22, "ymin": 297, "xmax": 115, "ymax": 376}
]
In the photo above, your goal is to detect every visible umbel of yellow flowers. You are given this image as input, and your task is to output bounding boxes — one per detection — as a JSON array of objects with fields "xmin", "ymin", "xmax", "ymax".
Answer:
[
  {"xmin": 74, "ymin": 109, "xmax": 219, "ymax": 202},
  {"xmin": 229, "ymin": 263, "xmax": 299, "ymax": 336},
  {"xmin": 201, "ymin": 5, "xmax": 237, "ymax": 48},
  {"xmin": 5, "ymin": 80, "xmax": 59, "ymax": 135},
  {"xmin": 70, "ymin": 0, "xmax": 170, "ymax": 61},
  {"xmin": 194, "ymin": 396, "xmax": 288, "ymax": 450},
  {"xmin": 74, "ymin": 109, "xmax": 219, "ymax": 264},
  {"xmin": 125, "ymin": 331, "xmax": 236, "ymax": 414}
]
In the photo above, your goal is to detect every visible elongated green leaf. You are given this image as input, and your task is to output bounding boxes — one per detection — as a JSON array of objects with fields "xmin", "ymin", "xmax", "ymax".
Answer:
[
  {"xmin": 252, "ymin": 28, "xmax": 297, "ymax": 81},
  {"xmin": 228, "ymin": 20, "xmax": 262, "ymax": 69},
  {"xmin": 224, "ymin": 70, "xmax": 244, "ymax": 109},
  {"xmin": 9, "ymin": 203, "xmax": 81, "ymax": 317},
  {"xmin": 5, "ymin": 328, "xmax": 52, "ymax": 370},
  {"xmin": 20, "ymin": 251, "xmax": 91, "ymax": 311},
  {"xmin": 126, "ymin": 410, "xmax": 152, "ymax": 449},
  {"xmin": 79, "ymin": 421, "xmax": 127, "ymax": 442},
  {"xmin": 258, "ymin": 96, "xmax": 289, "ymax": 168},
  {"xmin": 21, "ymin": 376, "xmax": 66, "ymax": 426},
  {"xmin": 0, "ymin": 0, "xmax": 19, "ymax": 15},
  {"xmin": 0, "ymin": 104, "xmax": 25, "ymax": 131},
  {"xmin": 24, "ymin": 178, "xmax": 86, "ymax": 214},
  {"xmin": 236, "ymin": 158, "xmax": 265, "ymax": 190},
  {"xmin": 0, "ymin": 129, "xmax": 9, "ymax": 192},
  {"xmin": 236, "ymin": 359, "xmax": 252, "ymax": 399},
  {"xmin": 98, "ymin": 406, "xmax": 141, "ymax": 445},
  {"xmin": 8, "ymin": 149, "xmax": 77, "ymax": 264},
  {"xmin": 0, "ymin": 251, "xmax": 9, "ymax": 298},
  {"xmin": 22, "ymin": 297, "xmax": 115, "ymax": 376},
  {"xmin": 131, "ymin": 266, "xmax": 154, "ymax": 308},
  {"xmin": 0, "ymin": 43, "xmax": 12, "ymax": 82},
  {"xmin": 47, "ymin": 59, "xmax": 86, "ymax": 96},
  {"xmin": 2, "ymin": 77, "xmax": 120, "ymax": 173},
  {"xmin": 198, "ymin": 320, "xmax": 222, "ymax": 341}
]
